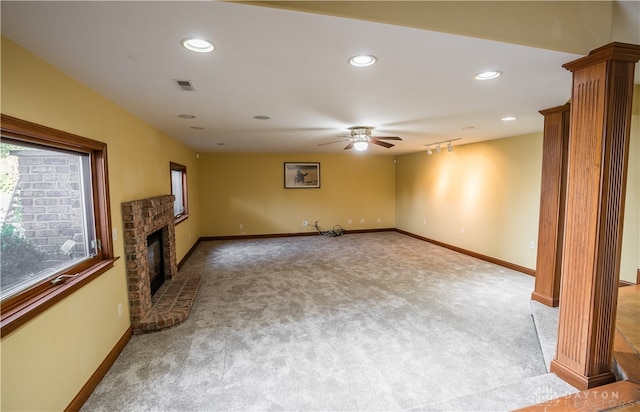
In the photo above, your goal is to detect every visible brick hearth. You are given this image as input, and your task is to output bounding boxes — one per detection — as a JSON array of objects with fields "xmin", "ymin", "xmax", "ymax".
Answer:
[
  {"xmin": 122, "ymin": 195, "xmax": 200, "ymax": 334},
  {"xmin": 137, "ymin": 275, "xmax": 201, "ymax": 333}
]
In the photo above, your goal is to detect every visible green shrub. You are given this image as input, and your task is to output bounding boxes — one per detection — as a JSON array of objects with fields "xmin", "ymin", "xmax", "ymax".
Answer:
[{"xmin": 1, "ymin": 223, "xmax": 47, "ymax": 279}]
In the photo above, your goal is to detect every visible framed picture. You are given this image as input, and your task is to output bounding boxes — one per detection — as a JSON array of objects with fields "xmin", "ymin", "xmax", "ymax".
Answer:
[{"xmin": 284, "ymin": 162, "xmax": 320, "ymax": 189}]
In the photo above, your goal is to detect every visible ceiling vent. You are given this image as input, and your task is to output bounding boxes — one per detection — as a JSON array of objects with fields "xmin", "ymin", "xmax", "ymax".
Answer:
[{"xmin": 173, "ymin": 79, "xmax": 195, "ymax": 91}]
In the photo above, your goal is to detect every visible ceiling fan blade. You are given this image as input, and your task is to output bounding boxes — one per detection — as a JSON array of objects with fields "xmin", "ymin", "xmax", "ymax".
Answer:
[
  {"xmin": 371, "ymin": 139, "xmax": 394, "ymax": 148},
  {"xmin": 344, "ymin": 143, "xmax": 354, "ymax": 150},
  {"xmin": 318, "ymin": 138, "xmax": 349, "ymax": 146},
  {"xmin": 373, "ymin": 136, "xmax": 402, "ymax": 140}
]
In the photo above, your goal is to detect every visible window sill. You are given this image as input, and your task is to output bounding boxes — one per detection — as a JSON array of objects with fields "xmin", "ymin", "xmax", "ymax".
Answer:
[
  {"xmin": 0, "ymin": 257, "xmax": 119, "ymax": 338},
  {"xmin": 175, "ymin": 214, "xmax": 190, "ymax": 225}
]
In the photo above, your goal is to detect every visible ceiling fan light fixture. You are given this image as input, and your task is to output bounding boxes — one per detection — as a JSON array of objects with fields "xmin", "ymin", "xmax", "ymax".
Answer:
[
  {"xmin": 349, "ymin": 54, "xmax": 377, "ymax": 67},
  {"xmin": 181, "ymin": 38, "xmax": 215, "ymax": 53},
  {"xmin": 353, "ymin": 141, "xmax": 369, "ymax": 151}
]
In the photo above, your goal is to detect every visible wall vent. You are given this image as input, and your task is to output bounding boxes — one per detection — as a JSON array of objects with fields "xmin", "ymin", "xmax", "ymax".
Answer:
[{"xmin": 173, "ymin": 79, "xmax": 195, "ymax": 91}]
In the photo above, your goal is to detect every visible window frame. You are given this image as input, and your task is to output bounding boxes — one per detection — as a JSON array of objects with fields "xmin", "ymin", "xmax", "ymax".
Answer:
[
  {"xmin": 169, "ymin": 161, "xmax": 188, "ymax": 224},
  {"xmin": 0, "ymin": 114, "xmax": 116, "ymax": 337}
]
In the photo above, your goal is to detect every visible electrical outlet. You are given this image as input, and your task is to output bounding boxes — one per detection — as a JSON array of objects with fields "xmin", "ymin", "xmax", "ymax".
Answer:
[
  {"xmin": 112, "ymin": 227, "xmax": 118, "ymax": 241},
  {"xmin": 117, "ymin": 303, "xmax": 123, "ymax": 317},
  {"xmin": 303, "ymin": 221, "xmax": 308, "ymax": 226},
  {"xmin": 423, "ymin": 218, "xmax": 426, "ymax": 224},
  {"xmin": 347, "ymin": 219, "xmax": 352, "ymax": 224},
  {"xmin": 239, "ymin": 223, "xmax": 243, "ymax": 230},
  {"xmin": 360, "ymin": 219, "xmax": 365, "ymax": 224},
  {"xmin": 460, "ymin": 227, "xmax": 465, "ymax": 234},
  {"xmin": 530, "ymin": 240, "xmax": 536, "ymax": 249},
  {"xmin": 377, "ymin": 218, "xmax": 381, "ymax": 223}
]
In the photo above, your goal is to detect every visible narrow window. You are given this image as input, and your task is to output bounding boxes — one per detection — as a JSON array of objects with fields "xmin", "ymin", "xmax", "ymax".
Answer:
[
  {"xmin": 170, "ymin": 162, "xmax": 188, "ymax": 223},
  {"xmin": 0, "ymin": 115, "xmax": 115, "ymax": 335}
]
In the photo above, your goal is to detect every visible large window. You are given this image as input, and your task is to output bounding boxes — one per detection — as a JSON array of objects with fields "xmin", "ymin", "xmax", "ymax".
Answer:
[
  {"xmin": 170, "ymin": 162, "xmax": 188, "ymax": 223},
  {"xmin": 0, "ymin": 115, "xmax": 115, "ymax": 336}
]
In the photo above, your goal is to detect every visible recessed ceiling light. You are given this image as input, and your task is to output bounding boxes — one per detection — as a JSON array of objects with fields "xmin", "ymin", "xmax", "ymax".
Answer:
[
  {"xmin": 181, "ymin": 38, "xmax": 215, "ymax": 53},
  {"xmin": 254, "ymin": 115, "xmax": 271, "ymax": 120},
  {"xmin": 501, "ymin": 116, "xmax": 517, "ymax": 121},
  {"xmin": 190, "ymin": 126, "xmax": 205, "ymax": 130},
  {"xmin": 461, "ymin": 126, "xmax": 475, "ymax": 130},
  {"xmin": 349, "ymin": 54, "xmax": 377, "ymax": 67},
  {"xmin": 474, "ymin": 71, "xmax": 502, "ymax": 80},
  {"xmin": 178, "ymin": 114, "xmax": 196, "ymax": 119}
]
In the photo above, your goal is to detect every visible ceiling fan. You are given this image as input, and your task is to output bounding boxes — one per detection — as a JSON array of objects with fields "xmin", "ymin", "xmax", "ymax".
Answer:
[{"xmin": 319, "ymin": 126, "xmax": 402, "ymax": 151}]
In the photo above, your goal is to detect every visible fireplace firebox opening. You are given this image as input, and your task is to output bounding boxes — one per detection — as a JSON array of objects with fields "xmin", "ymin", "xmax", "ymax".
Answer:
[{"xmin": 147, "ymin": 229, "xmax": 165, "ymax": 296}]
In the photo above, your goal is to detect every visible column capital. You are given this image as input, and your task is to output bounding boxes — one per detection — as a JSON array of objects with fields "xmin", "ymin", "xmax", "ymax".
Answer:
[
  {"xmin": 538, "ymin": 103, "xmax": 571, "ymax": 117},
  {"xmin": 563, "ymin": 42, "xmax": 640, "ymax": 72}
]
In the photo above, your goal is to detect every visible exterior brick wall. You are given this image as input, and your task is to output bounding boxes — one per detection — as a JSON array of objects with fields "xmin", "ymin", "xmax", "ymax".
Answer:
[
  {"xmin": 8, "ymin": 150, "xmax": 87, "ymax": 265},
  {"xmin": 121, "ymin": 195, "xmax": 178, "ymax": 332}
]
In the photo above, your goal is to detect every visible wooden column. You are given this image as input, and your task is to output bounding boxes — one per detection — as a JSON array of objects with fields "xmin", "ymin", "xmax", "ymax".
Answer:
[
  {"xmin": 550, "ymin": 42, "xmax": 640, "ymax": 390},
  {"xmin": 531, "ymin": 103, "xmax": 570, "ymax": 307}
]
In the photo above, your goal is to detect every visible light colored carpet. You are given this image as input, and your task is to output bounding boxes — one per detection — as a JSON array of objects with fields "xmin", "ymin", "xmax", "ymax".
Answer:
[
  {"xmin": 82, "ymin": 231, "xmax": 575, "ymax": 411},
  {"xmin": 416, "ymin": 373, "xmax": 576, "ymax": 411},
  {"xmin": 530, "ymin": 301, "xmax": 560, "ymax": 373}
]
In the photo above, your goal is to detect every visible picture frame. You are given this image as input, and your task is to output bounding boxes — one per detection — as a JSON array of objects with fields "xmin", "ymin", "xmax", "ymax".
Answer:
[{"xmin": 284, "ymin": 162, "xmax": 320, "ymax": 189}]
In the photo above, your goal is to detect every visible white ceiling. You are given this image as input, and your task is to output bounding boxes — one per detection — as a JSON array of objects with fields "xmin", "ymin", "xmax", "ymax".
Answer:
[{"xmin": 1, "ymin": 1, "xmax": 587, "ymax": 155}]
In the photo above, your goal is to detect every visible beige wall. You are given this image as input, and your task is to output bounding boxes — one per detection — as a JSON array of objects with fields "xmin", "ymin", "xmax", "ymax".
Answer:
[
  {"xmin": 395, "ymin": 133, "xmax": 543, "ymax": 270},
  {"xmin": 1, "ymin": 37, "xmax": 201, "ymax": 410},
  {"xmin": 198, "ymin": 153, "xmax": 396, "ymax": 236},
  {"xmin": 250, "ymin": 1, "xmax": 614, "ymax": 54},
  {"xmin": 612, "ymin": 1, "xmax": 640, "ymax": 45},
  {"xmin": 621, "ymin": 85, "xmax": 640, "ymax": 282},
  {"xmin": 395, "ymin": 104, "xmax": 640, "ymax": 282}
]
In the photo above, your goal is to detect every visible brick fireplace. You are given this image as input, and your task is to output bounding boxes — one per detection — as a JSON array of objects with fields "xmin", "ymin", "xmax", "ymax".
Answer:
[{"xmin": 122, "ymin": 195, "xmax": 200, "ymax": 334}]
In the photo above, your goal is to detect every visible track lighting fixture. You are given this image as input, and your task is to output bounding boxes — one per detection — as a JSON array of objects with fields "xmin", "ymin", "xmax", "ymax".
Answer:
[{"xmin": 424, "ymin": 138, "xmax": 461, "ymax": 155}]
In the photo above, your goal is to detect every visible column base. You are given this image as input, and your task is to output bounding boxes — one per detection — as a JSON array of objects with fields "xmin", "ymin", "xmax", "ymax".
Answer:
[
  {"xmin": 550, "ymin": 358, "xmax": 617, "ymax": 390},
  {"xmin": 531, "ymin": 291, "xmax": 559, "ymax": 307}
]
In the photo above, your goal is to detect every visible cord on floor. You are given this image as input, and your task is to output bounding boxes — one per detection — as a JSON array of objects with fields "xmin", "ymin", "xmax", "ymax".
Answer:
[{"xmin": 314, "ymin": 221, "xmax": 344, "ymax": 237}]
